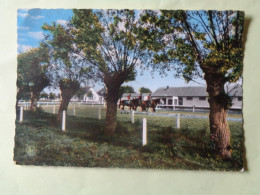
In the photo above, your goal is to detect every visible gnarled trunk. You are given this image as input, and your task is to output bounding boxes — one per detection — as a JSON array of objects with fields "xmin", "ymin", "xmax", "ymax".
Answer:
[
  {"xmin": 104, "ymin": 72, "xmax": 128, "ymax": 135},
  {"xmin": 205, "ymin": 74, "xmax": 232, "ymax": 159},
  {"xmin": 57, "ymin": 87, "xmax": 79, "ymax": 121},
  {"xmin": 105, "ymin": 88, "xmax": 119, "ymax": 135},
  {"xmin": 30, "ymin": 91, "xmax": 40, "ymax": 111}
]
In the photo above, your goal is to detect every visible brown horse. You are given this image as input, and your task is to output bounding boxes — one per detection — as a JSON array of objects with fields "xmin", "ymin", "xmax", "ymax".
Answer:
[
  {"xmin": 118, "ymin": 99, "xmax": 134, "ymax": 110},
  {"xmin": 141, "ymin": 98, "xmax": 161, "ymax": 112},
  {"xmin": 131, "ymin": 98, "xmax": 141, "ymax": 111}
]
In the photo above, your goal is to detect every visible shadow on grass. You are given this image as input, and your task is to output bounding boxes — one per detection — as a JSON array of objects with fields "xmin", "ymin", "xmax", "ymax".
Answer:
[{"xmin": 14, "ymin": 110, "xmax": 244, "ymax": 170}]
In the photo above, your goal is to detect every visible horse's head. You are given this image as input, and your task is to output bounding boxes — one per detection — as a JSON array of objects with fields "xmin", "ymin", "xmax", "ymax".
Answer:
[{"xmin": 151, "ymin": 98, "xmax": 160, "ymax": 106}]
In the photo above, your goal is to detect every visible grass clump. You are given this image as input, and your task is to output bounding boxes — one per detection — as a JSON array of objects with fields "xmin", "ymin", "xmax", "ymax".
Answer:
[{"xmin": 14, "ymin": 105, "xmax": 244, "ymax": 170}]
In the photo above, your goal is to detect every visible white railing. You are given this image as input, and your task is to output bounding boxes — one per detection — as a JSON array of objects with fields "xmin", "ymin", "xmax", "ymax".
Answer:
[{"xmin": 156, "ymin": 104, "xmax": 242, "ymax": 111}]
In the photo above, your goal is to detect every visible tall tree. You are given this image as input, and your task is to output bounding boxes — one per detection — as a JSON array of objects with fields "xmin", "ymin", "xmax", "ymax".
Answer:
[
  {"xmin": 139, "ymin": 87, "xmax": 152, "ymax": 93},
  {"xmin": 42, "ymin": 23, "xmax": 92, "ymax": 120},
  {"xmin": 118, "ymin": 85, "xmax": 135, "ymax": 100},
  {"xmin": 141, "ymin": 10, "xmax": 244, "ymax": 158},
  {"xmin": 71, "ymin": 9, "xmax": 149, "ymax": 135},
  {"xmin": 17, "ymin": 45, "xmax": 50, "ymax": 111},
  {"xmin": 49, "ymin": 92, "xmax": 57, "ymax": 100},
  {"xmin": 75, "ymin": 88, "xmax": 86, "ymax": 100},
  {"xmin": 40, "ymin": 92, "xmax": 49, "ymax": 100}
]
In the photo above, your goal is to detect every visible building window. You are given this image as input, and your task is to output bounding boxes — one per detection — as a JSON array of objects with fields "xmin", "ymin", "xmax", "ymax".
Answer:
[
  {"xmin": 238, "ymin": 97, "xmax": 242, "ymax": 101},
  {"xmin": 168, "ymin": 99, "xmax": 173, "ymax": 105},
  {"xmin": 199, "ymin": 97, "xmax": 206, "ymax": 101},
  {"xmin": 187, "ymin": 97, "xmax": 193, "ymax": 100},
  {"xmin": 179, "ymin": 97, "xmax": 183, "ymax": 105},
  {"xmin": 162, "ymin": 98, "xmax": 166, "ymax": 104}
]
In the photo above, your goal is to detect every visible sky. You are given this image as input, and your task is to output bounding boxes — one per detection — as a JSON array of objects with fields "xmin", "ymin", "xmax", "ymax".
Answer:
[{"xmin": 17, "ymin": 9, "xmax": 206, "ymax": 93}]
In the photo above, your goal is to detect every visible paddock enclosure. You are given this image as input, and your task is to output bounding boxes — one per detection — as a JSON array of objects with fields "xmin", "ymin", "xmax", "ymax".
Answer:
[{"xmin": 14, "ymin": 103, "xmax": 243, "ymax": 170}]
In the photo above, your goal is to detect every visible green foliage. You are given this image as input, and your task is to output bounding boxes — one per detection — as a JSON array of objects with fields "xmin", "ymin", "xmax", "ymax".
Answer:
[
  {"xmin": 17, "ymin": 45, "xmax": 50, "ymax": 102},
  {"xmin": 139, "ymin": 87, "xmax": 152, "ymax": 93},
  {"xmin": 40, "ymin": 92, "xmax": 49, "ymax": 99},
  {"xmin": 59, "ymin": 79, "xmax": 80, "ymax": 91},
  {"xmin": 49, "ymin": 92, "xmax": 57, "ymax": 100},
  {"xmin": 118, "ymin": 85, "xmax": 135, "ymax": 98},
  {"xmin": 87, "ymin": 90, "xmax": 93, "ymax": 98},
  {"xmin": 70, "ymin": 9, "xmax": 149, "ymax": 83},
  {"xmin": 139, "ymin": 10, "xmax": 244, "ymax": 84},
  {"xmin": 42, "ymin": 22, "xmax": 92, "ymax": 88},
  {"xmin": 75, "ymin": 88, "xmax": 86, "ymax": 99}
]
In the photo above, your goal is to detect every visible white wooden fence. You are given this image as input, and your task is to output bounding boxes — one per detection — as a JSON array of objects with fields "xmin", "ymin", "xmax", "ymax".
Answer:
[{"xmin": 18, "ymin": 105, "xmax": 241, "ymax": 146}]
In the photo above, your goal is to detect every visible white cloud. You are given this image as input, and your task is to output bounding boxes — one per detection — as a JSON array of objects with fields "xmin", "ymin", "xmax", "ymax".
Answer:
[
  {"xmin": 57, "ymin": 19, "xmax": 68, "ymax": 26},
  {"xmin": 17, "ymin": 44, "xmax": 33, "ymax": 53},
  {"xmin": 28, "ymin": 31, "xmax": 44, "ymax": 40},
  {"xmin": 17, "ymin": 9, "xmax": 44, "ymax": 20},
  {"xmin": 18, "ymin": 13, "xmax": 28, "ymax": 17},
  {"xmin": 18, "ymin": 26, "xmax": 30, "ymax": 30},
  {"xmin": 30, "ymin": 15, "xmax": 45, "ymax": 20}
]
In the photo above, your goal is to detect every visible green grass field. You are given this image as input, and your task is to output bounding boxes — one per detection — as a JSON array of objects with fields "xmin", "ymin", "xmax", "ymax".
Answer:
[{"xmin": 14, "ymin": 104, "xmax": 244, "ymax": 170}]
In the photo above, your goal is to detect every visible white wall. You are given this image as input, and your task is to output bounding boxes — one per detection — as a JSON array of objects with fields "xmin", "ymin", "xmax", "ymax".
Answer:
[
  {"xmin": 182, "ymin": 97, "xmax": 209, "ymax": 107},
  {"xmin": 231, "ymin": 97, "xmax": 242, "ymax": 109},
  {"xmin": 84, "ymin": 88, "xmax": 100, "ymax": 102}
]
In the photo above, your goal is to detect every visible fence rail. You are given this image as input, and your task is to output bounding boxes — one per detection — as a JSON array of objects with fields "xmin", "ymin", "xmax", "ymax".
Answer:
[
  {"xmin": 156, "ymin": 104, "xmax": 242, "ymax": 113},
  {"xmin": 18, "ymin": 101, "xmax": 104, "ymax": 106},
  {"xmin": 119, "ymin": 110, "xmax": 242, "ymax": 122}
]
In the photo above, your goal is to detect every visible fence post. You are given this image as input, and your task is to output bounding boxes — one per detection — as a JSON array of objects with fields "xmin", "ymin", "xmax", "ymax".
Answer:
[
  {"xmin": 142, "ymin": 118, "xmax": 147, "ymax": 146},
  {"xmin": 173, "ymin": 106, "xmax": 175, "ymax": 111},
  {"xmin": 73, "ymin": 106, "xmax": 76, "ymax": 116},
  {"xmin": 19, "ymin": 106, "xmax": 23, "ymax": 123},
  {"xmin": 176, "ymin": 114, "xmax": 180, "ymax": 129},
  {"xmin": 131, "ymin": 110, "xmax": 135, "ymax": 123},
  {"xmin": 193, "ymin": 105, "xmax": 195, "ymax": 112},
  {"xmin": 62, "ymin": 110, "xmax": 66, "ymax": 131},
  {"xmin": 53, "ymin": 106, "xmax": 56, "ymax": 114},
  {"xmin": 98, "ymin": 108, "xmax": 101, "ymax": 120}
]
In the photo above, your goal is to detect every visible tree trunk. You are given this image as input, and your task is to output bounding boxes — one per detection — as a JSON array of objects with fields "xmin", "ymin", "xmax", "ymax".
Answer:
[
  {"xmin": 205, "ymin": 74, "xmax": 232, "ymax": 159},
  {"xmin": 57, "ymin": 87, "xmax": 78, "ymax": 121},
  {"xmin": 104, "ymin": 72, "xmax": 127, "ymax": 135},
  {"xmin": 30, "ymin": 91, "xmax": 39, "ymax": 111},
  {"xmin": 105, "ymin": 89, "xmax": 119, "ymax": 135}
]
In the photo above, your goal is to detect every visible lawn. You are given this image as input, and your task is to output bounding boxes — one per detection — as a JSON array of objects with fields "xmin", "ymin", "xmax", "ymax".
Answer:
[{"xmin": 13, "ymin": 105, "xmax": 244, "ymax": 170}]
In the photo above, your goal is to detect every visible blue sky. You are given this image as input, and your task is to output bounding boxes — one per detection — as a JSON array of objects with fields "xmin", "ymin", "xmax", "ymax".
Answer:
[{"xmin": 17, "ymin": 9, "xmax": 205, "ymax": 93}]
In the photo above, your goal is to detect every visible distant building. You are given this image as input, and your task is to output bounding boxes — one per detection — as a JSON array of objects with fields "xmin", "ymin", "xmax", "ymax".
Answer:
[
  {"xmin": 71, "ymin": 87, "xmax": 104, "ymax": 104},
  {"xmin": 121, "ymin": 85, "xmax": 242, "ymax": 111},
  {"xmin": 152, "ymin": 85, "xmax": 242, "ymax": 110}
]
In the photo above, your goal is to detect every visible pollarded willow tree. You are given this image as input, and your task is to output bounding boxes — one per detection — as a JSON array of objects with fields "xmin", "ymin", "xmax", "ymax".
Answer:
[
  {"xmin": 42, "ymin": 23, "xmax": 93, "ymax": 121},
  {"xmin": 71, "ymin": 9, "xmax": 151, "ymax": 135},
  {"xmin": 140, "ymin": 10, "xmax": 244, "ymax": 158},
  {"xmin": 17, "ymin": 44, "xmax": 50, "ymax": 111}
]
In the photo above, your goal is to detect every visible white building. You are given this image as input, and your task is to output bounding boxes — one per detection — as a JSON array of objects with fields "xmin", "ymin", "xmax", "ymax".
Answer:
[
  {"xmin": 151, "ymin": 85, "xmax": 242, "ymax": 111},
  {"xmin": 71, "ymin": 87, "xmax": 104, "ymax": 104}
]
